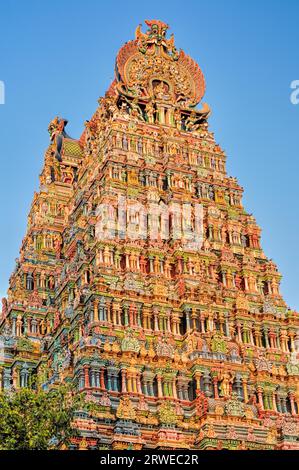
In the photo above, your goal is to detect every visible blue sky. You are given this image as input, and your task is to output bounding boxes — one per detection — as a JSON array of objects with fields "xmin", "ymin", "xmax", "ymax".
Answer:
[{"xmin": 0, "ymin": 0, "xmax": 298, "ymax": 309}]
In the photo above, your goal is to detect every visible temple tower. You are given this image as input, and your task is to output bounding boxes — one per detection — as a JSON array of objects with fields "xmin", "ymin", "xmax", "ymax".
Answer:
[{"xmin": 1, "ymin": 20, "xmax": 298, "ymax": 450}]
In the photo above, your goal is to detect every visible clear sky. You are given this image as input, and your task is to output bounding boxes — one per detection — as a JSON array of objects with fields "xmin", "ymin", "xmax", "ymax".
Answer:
[{"xmin": 0, "ymin": 0, "xmax": 298, "ymax": 309}]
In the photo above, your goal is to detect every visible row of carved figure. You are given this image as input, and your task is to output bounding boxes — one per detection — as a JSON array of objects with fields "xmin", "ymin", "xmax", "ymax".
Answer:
[
  {"xmin": 73, "ymin": 252, "xmax": 279, "ymax": 295},
  {"xmin": 0, "ymin": 360, "xmax": 298, "ymax": 416},
  {"xmin": 17, "ymin": 272, "xmax": 56, "ymax": 291},
  {"xmin": 6, "ymin": 309, "xmax": 298, "ymax": 356},
  {"xmin": 92, "ymin": 223, "xmax": 259, "ymax": 249},
  {"xmin": 102, "ymin": 165, "xmax": 241, "ymax": 202},
  {"xmin": 106, "ymin": 95, "xmax": 209, "ymax": 132}
]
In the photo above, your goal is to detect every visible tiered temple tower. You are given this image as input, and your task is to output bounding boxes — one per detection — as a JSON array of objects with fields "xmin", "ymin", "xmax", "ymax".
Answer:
[{"xmin": 1, "ymin": 20, "xmax": 299, "ymax": 450}]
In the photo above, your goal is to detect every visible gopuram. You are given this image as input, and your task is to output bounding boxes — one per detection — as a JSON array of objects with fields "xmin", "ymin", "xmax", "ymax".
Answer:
[{"xmin": 1, "ymin": 20, "xmax": 298, "ymax": 450}]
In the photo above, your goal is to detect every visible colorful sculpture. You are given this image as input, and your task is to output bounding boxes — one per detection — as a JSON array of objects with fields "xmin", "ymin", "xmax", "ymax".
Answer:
[{"xmin": 0, "ymin": 20, "xmax": 298, "ymax": 450}]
